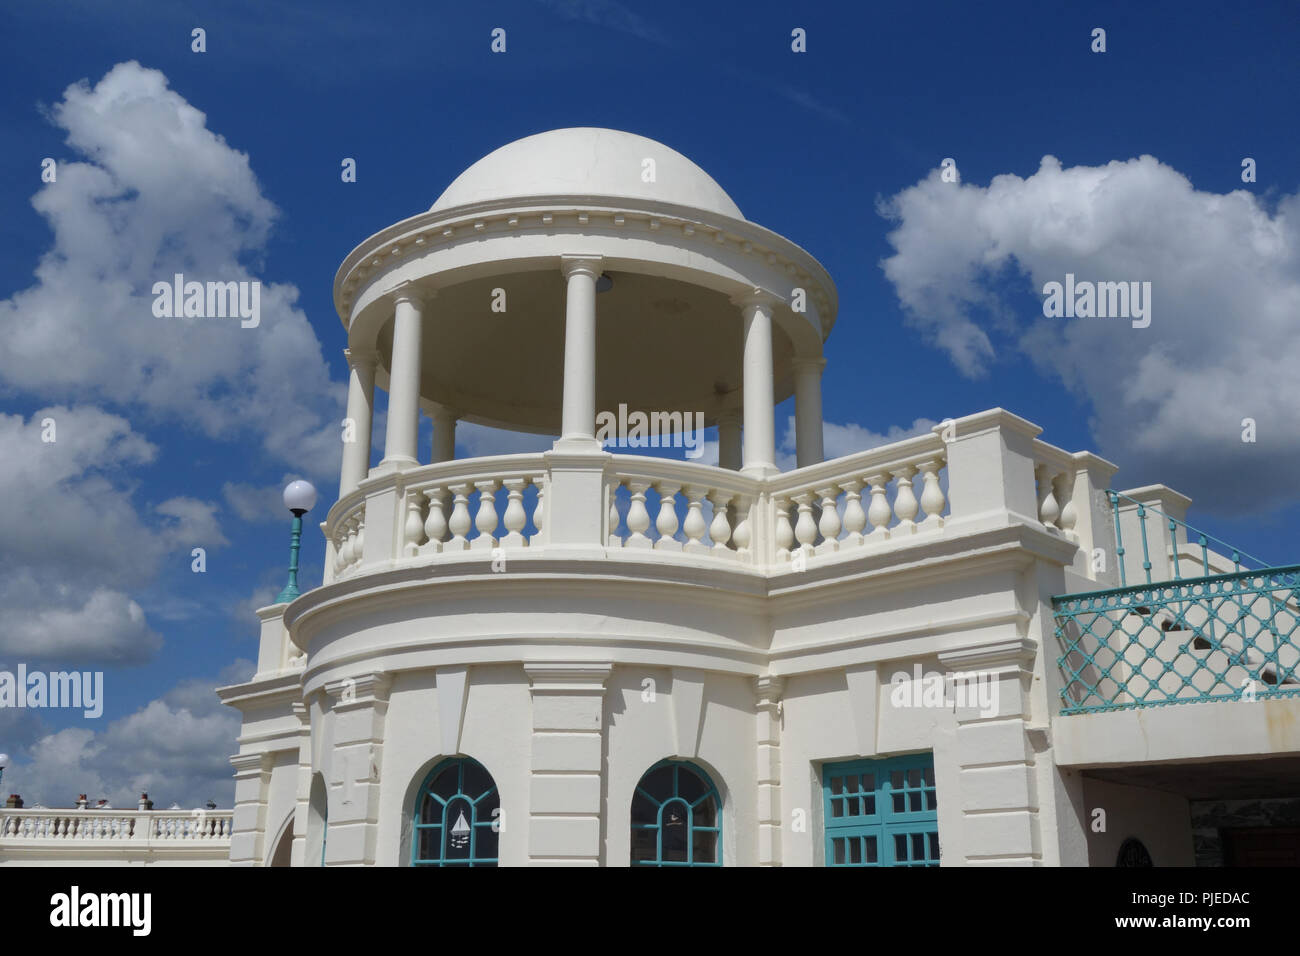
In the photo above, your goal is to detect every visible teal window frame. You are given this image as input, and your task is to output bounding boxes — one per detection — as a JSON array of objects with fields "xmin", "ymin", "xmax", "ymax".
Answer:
[
  {"xmin": 822, "ymin": 752, "xmax": 939, "ymax": 867},
  {"xmin": 411, "ymin": 756, "xmax": 499, "ymax": 867},
  {"xmin": 630, "ymin": 760, "xmax": 723, "ymax": 867}
]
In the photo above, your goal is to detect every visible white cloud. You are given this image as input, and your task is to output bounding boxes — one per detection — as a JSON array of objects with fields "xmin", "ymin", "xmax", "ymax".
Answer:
[
  {"xmin": 879, "ymin": 155, "xmax": 1300, "ymax": 512},
  {"xmin": 778, "ymin": 416, "xmax": 938, "ymax": 471},
  {"xmin": 456, "ymin": 422, "xmax": 555, "ymax": 458},
  {"xmin": 0, "ymin": 61, "xmax": 344, "ymax": 479},
  {"xmin": 0, "ymin": 407, "xmax": 229, "ymax": 663},
  {"xmin": 1, "ymin": 661, "xmax": 254, "ymax": 809}
]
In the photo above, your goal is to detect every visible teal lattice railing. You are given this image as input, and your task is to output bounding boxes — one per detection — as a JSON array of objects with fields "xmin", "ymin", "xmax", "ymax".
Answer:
[
  {"xmin": 1053, "ymin": 565, "xmax": 1300, "ymax": 714},
  {"xmin": 1109, "ymin": 490, "xmax": 1269, "ymax": 585}
]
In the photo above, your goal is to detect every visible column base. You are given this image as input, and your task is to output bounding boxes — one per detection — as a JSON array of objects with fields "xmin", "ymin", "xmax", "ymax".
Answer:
[{"xmin": 372, "ymin": 456, "xmax": 419, "ymax": 476}]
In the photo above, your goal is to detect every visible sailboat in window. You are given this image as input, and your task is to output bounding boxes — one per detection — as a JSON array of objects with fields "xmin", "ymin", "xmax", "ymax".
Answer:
[{"xmin": 450, "ymin": 810, "xmax": 471, "ymax": 849}]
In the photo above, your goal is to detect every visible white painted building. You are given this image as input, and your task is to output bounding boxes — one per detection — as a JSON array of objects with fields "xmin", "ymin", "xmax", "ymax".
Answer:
[{"xmin": 21, "ymin": 127, "xmax": 1295, "ymax": 868}]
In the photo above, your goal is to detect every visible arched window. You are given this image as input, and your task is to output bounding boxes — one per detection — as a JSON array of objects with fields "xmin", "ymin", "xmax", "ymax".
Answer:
[
  {"xmin": 411, "ymin": 757, "xmax": 500, "ymax": 867},
  {"xmin": 1116, "ymin": 837, "xmax": 1153, "ymax": 867},
  {"xmin": 630, "ymin": 760, "xmax": 722, "ymax": 867}
]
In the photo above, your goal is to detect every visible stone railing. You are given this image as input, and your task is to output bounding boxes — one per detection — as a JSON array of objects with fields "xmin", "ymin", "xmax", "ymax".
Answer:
[
  {"xmin": 0, "ymin": 808, "xmax": 232, "ymax": 846},
  {"xmin": 319, "ymin": 410, "xmax": 1117, "ymax": 583}
]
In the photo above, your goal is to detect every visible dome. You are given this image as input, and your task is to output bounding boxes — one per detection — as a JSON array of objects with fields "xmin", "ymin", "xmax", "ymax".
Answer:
[{"xmin": 430, "ymin": 127, "xmax": 744, "ymax": 220}]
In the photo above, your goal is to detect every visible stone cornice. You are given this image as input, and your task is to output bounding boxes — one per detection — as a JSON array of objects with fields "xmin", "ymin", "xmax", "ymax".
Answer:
[{"xmin": 333, "ymin": 197, "xmax": 837, "ymax": 336}]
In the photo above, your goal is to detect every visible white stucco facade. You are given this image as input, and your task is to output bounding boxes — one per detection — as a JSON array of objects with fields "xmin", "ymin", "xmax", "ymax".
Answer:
[{"xmin": 194, "ymin": 128, "xmax": 1300, "ymax": 868}]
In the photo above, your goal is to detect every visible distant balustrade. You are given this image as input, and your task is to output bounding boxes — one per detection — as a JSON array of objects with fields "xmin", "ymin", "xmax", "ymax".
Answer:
[{"xmin": 0, "ymin": 808, "xmax": 232, "ymax": 846}]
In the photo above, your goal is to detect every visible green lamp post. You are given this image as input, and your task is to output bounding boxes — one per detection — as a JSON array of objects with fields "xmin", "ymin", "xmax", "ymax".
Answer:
[{"xmin": 276, "ymin": 480, "xmax": 318, "ymax": 604}]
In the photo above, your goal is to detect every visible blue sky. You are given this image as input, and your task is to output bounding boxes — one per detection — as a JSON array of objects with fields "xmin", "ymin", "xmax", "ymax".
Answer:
[{"xmin": 1, "ymin": 0, "xmax": 1298, "ymax": 806}]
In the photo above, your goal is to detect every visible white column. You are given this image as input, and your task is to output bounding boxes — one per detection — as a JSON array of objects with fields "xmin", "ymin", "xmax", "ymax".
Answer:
[
  {"xmin": 736, "ymin": 290, "xmax": 778, "ymax": 477},
  {"xmin": 339, "ymin": 348, "xmax": 377, "ymax": 497},
  {"xmin": 380, "ymin": 286, "xmax": 428, "ymax": 469},
  {"xmin": 558, "ymin": 256, "xmax": 602, "ymax": 450},
  {"xmin": 431, "ymin": 405, "xmax": 457, "ymax": 463},
  {"xmin": 792, "ymin": 357, "xmax": 826, "ymax": 468},
  {"xmin": 717, "ymin": 409, "xmax": 742, "ymax": 471}
]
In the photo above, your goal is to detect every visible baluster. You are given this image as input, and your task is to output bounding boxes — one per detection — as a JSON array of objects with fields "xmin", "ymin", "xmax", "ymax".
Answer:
[
  {"xmin": 402, "ymin": 492, "xmax": 425, "ymax": 557},
  {"xmin": 1036, "ymin": 464, "xmax": 1060, "ymax": 529},
  {"xmin": 793, "ymin": 493, "xmax": 818, "ymax": 560},
  {"xmin": 774, "ymin": 496, "xmax": 795, "ymax": 559},
  {"xmin": 420, "ymin": 488, "xmax": 447, "ymax": 555},
  {"xmin": 607, "ymin": 481, "xmax": 624, "ymax": 546},
  {"xmin": 918, "ymin": 459, "xmax": 946, "ymax": 529},
  {"xmin": 471, "ymin": 480, "xmax": 500, "ymax": 550},
  {"xmin": 707, "ymin": 490, "xmax": 733, "ymax": 552},
  {"xmin": 654, "ymin": 482, "xmax": 682, "ymax": 551},
  {"xmin": 533, "ymin": 479, "xmax": 545, "ymax": 535},
  {"xmin": 841, "ymin": 479, "xmax": 866, "ymax": 547},
  {"xmin": 625, "ymin": 482, "xmax": 653, "ymax": 548},
  {"xmin": 732, "ymin": 496, "xmax": 752, "ymax": 557},
  {"xmin": 1056, "ymin": 473, "xmax": 1077, "ymax": 538},
  {"xmin": 816, "ymin": 486, "xmax": 841, "ymax": 553},
  {"xmin": 337, "ymin": 520, "xmax": 354, "ymax": 572},
  {"xmin": 682, "ymin": 486, "xmax": 710, "ymax": 554},
  {"xmin": 501, "ymin": 479, "xmax": 527, "ymax": 547},
  {"xmin": 333, "ymin": 525, "xmax": 348, "ymax": 574},
  {"xmin": 446, "ymin": 484, "xmax": 472, "ymax": 551},
  {"xmin": 866, "ymin": 474, "xmax": 891, "ymax": 539},
  {"xmin": 893, "ymin": 466, "xmax": 919, "ymax": 534},
  {"xmin": 352, "ymin": 516, "xmax": 365, "ymax": 568}
]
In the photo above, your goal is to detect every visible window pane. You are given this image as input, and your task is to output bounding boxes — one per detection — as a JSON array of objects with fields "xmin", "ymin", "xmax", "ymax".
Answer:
[
  {"xmin": 864, "ymin": 835, "xmax": 877, "ymax": 864},
  {"xmin": 909, "ymin": 790, "xmax": 923, "ymax": 812},
  {"xmin": 833, "ymin": 837, "xmax": 845, "ymax": 864},
  {"xmin": 691, "ymin": 827, "xmax": 717, "ymax": 864},
  {"xmin": 928, "ymin": 832, "xmax": 940, "ymax": 859},
  {"xmin": 419, "ymin": 793, "xmax": 441, "ymax": 824},
  {"xmin": 444, "ymin": 798, "xmax": 473, "ymax": 860},
  {"xmin": 892, "ymin": 792, "xmax": 906, "ymax": 813},
  {"xmin": 894, "ymin": 833, "xmax": 908, "ymax": 861},
  {"xmin": 631, "ymin": 791, "xmax": 657, "ymax": 825},
  {"xmin": 693, "ymin": 795, "xmax": 717, "ymax": 828},
  {"xmin": 630, "ymin": 827, "xmax": 657, "ymax": 864},
  {"xmin": 832, "ymin": 797, "xmax": 843, "ymax": 818},
  {"xmin": 677, "ymin": 767, "xmax": 706, "ymax": 803},
  {"xmin": 907, "ymin": 768, "xmax": 922, "ymax": 788},
  {"xmin": 641, "ymin": 766, "xmax": 674, "ymax": 801},
  {"xmin": 430, "ymin": 766, "xmax": 459, "ymax": 801},
  {"xmin": 848, "ymin": 837, "xmax": 862, "ymax": 864},
  {"xmin": 463, "ymin": 760, "xmax": 492, "ymax": 799},
  {"xmin": 661, "ymin": 800, "xmax": 689, "ymax": 862},
  {"xmin": 891, "ymin": 770, "xmax": 904, "ymax": 790},
  {"xmin": 475, "ymin": 821, "xmax": 499, "ymax": 861},
  {"xmin": 911, "ymin": 833, "xmax": 925, "ymax": 859},
  {"xmin": 862, "ymin": 773, "xmax": 874, "ymax": 791},
  {"xmin": 926, "ymin": 789, "xmax": 938, "ymax": 811},
  {"xmin": 831, "ymin": 776, "xmax": 843, "ymax": 795}
]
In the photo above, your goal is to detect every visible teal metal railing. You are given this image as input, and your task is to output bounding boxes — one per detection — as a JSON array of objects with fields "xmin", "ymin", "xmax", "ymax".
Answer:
[
  {"xmin": 1053, "ymin": 564, "xmax": 1300, "ymax": 714},
  {"xmin": 1109, "ymin": 490, "xmax": 1269, "ymax": 586}
]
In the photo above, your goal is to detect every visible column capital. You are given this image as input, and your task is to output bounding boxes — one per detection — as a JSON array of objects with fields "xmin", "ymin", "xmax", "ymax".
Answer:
[
  {"xmin": 387, "ymin": 281, "xmax": 434, "ymax": 308},
  {"xmin": 731, "ymin": 287, "xmax": 782, "ymax": 311},
  {"xmin": 791, "ymin": 355, "xmax": 827, "ymax": 375},
  {"xmin": 715, "ymin": 407, "xmax": 742, "ymax": 426},
  {"xmin": 560, "ymin": 255, "xmax": 603, "ymax": 279},
  {"xmin": 429, "ymin": 402, "xmax": 461, "ymax": 423},
  {"xmin": 344, "ymin": 346, "xmax": 379, "ymax": 370}
]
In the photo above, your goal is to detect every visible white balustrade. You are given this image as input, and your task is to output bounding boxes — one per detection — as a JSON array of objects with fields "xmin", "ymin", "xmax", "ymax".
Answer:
[
  {"xmin": 313, "ymin": 420, "xmax": 1112, "ymax": 579},
  {"xmin": 0, "ymin": 809, "xmax": 233, "ymax": 849}
]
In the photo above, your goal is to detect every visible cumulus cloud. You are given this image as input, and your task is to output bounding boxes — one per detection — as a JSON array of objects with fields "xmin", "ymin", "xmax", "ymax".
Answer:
[
  {"xmin": 879, "ymin": 155, "xmax": 1300, "ymax": 511},
  {"xmin": 0, "ymin": 407, "xmax": 232, "ymax": 663},
  {"xmin": 0, "ymin": 661, "xmax": 255, "ymax": 809},
  {"xmin": 778, "ymin": 415, "xmax": 938, "ymax": 471},
  {"xmin": 0, "ymin": 60, "xmax": 344, "ymax": 478}
]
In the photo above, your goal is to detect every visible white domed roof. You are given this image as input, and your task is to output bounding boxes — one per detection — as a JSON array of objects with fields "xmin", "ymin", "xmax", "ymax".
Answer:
[{"xmin": 431, "ymin": 128, "xmax": 744, "ymax": 219}]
